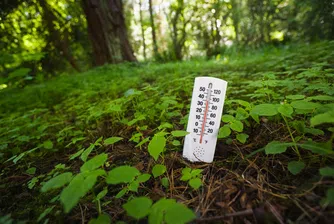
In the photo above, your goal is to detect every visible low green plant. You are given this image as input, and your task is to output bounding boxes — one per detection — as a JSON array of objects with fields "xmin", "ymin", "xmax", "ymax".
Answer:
[
  {"xmin": 123, "ymin": 197, "xmax": 196, "ymax": 224},
  {"xmin": 180, "ymin": 168, "xmax": 203, "ymax": 190}
]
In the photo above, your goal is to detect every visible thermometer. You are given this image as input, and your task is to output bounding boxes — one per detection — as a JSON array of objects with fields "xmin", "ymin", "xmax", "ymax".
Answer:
[{"xmin": 183, "ymin": 77, "xmax": 228, "ymax": 163}]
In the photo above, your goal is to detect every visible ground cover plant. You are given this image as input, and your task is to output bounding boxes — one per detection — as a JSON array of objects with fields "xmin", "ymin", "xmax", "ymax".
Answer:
[{"xmin": 1, "ymin": 41, "xmax": 334, "ymax": 223}]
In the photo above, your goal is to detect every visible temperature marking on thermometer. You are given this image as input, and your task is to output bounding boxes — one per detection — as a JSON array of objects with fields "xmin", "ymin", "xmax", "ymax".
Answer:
[
  {"xmin": 199, "ymin": 83, "xmax": 212, "ymax": 144},
  {"xmin": 183, "ymin": 77, "xmax": 228, "ymax": 163}
]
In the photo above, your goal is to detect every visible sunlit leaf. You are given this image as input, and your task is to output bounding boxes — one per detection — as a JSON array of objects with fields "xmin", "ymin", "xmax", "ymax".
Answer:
[
  {"xmin": 218, "ymin": 125, "xmax": 231, "ymax": 138},
  {"xmin": 236, "ymin": 133, "xmax": 249, "ymax": 144},
  {"xmin": 41, "ymin": 172, "xmax": 73, "ymax": 192},
  {"xmin": 123, "ymin": 197, "xmax": 152, "ymax": 220},
  {"xmin": 310, "ymin": 111, "xmax": 334, "ymax": 126},
  {"xmin": 152, "ymin": 164, "xmax": 166, "ymax": 178},
  {"xmin": 230, "ymin": 120, "xmax": 243, "ymax": 132},
  {"xmin": 148, "ymin": 135, "xmax": 166, "ymax": 161},
  {"xmin": 80, "ymin": 153, "xmax": 108, "ymax": 172},
  {"xmin": 251, "ymin": 104, "xmax": 278, "ymax": 116},
  {"xmin": 164, "ymin": 203, "xmax": 196, "ymax": 224},
  {"xmin": 88, "ymin": 214, "xmax": 111, "ymax": 224},
  {"xmin": 104, "ymin": 137, "xmax": 123, "ymax": 145},
  {"xmin": 106, "ymin": 166, "xmax": 140, "ymax": 184},
  {"xmin": 171, "ymin": 130, "xmax": 189, "ymax": 137},
  {"xmin": 189, "ymin": 178, "xmax": 202, "ymax": 190}
]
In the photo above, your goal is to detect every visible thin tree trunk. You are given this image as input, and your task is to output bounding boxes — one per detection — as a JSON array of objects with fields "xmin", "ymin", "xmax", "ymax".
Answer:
[
  {"xmin": 231, "ymin": 0, "xmax": 240, "ymax": 44},
  {"xmin": 139, "ymin": 0, "xmax": 146, "ymax": 60},
  {"xmin": 39, "ymin": 0, "xmax": 81, "ymax": 72},
  {"xmin": 148, "ymin": 0, "xmax": 158, "ymax": 58},
  {"xmin": 82, "ymin": 0, "xmax": 137, "ymax": 66}
]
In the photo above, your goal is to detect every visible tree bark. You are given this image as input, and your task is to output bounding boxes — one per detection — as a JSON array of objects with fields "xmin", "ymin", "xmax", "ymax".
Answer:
[
  {"xmin": 39, "ymin": 0, "xmax": 81, "ymax": 72},
  {"xmin": 148, "ymin": 0, "xmax": 158, "ymax": 58},
  {"xmin": 82, "ymin": 0, "xmax": 137, "ymax": 66},
  {"xmin": 139, "ymin": 0, "xmax": 146, "ymax": 60}
]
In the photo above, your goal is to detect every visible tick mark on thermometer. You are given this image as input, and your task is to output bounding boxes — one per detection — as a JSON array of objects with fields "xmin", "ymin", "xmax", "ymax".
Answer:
[{"xmin": 200, "ymin": 83, "xmax": 212, "ymax": 144}]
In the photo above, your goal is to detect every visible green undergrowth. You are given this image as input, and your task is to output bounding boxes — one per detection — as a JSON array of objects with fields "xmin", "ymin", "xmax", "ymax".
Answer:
[{"xmin": 1, "ymin": 41, "xmax": 334, "ymax": 223}]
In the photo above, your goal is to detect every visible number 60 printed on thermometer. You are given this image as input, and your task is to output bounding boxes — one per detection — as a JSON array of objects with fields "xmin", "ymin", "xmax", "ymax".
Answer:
[{"xmin": 183, "ymin": 77, "xmax": 228, "ymax": 163}]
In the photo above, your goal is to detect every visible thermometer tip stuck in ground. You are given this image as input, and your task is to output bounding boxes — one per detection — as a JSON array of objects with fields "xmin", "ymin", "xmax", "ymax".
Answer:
[{"xmin": 183, "ymin": 77, "xmax": 228, "ymax": 163}]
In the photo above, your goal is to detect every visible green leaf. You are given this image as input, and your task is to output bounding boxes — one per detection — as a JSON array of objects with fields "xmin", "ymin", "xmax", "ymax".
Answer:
[
  {"xmin": 189, "ymin": 178, "xmax": 202, "ymax": 190},
  {"xmin": 235, "ymin": 107, "xmax": 249, "ymax": 120},
  {"xmin": 149, "ymin": 199, "xmax": 176, "ymax": 224},
  {"xmin": 172, "ymin": 140, "xmax": 181, "ymax": 146},
  {"xmin": 265, "ymin": 141, "xmax": 294, "ymax": 154},
  {"xmin": 148, "ymin": 135, "xmax": 166, "ymax": 161},
  {"xmin": 123, "ymin": 197, "xmax": 153, "ymax": 220},
  {"xmin": 180, "ymin": 168, "xmax": 192, "ymax": 181},
  {"xmin": 310, "ymin": 111, "xmax": 334, "ymax": 126},
  {"xmin": 251, "ymin": 104, "xmax": 278, "ymax": 116},
  {"xmin": 325, "ymin": 188, "xmax": 334, "ymax": 205},
  {"xmin": 115, "ymin": 189, "xmax": 127, "ymax": 199},
  {"xmin": 106, "ymin": 166, "xmax": 140, "ymax": 184},
  {"xmin": 43, "ymin": 140, "xmax": 53, "ymax": 150},
  {"xmin": 190, "ymin": 169, "xmax": 202, "ymax": 177},
  {"xmin": 291, "ymin": 100, "xmax": 321, "ymax": 110},
  {"xmin": 137, "ymin": 174, "xmax": 151, "ymax": 183},
  {"xmin": 152, "ymin": 164, "xmax": 167, "ymax": 178},
  {"xmin": 70, "ymin": 149, "xmax": 84, "ymax": 160},
  {"xmin": 250, "ymin": 112, "xmax": 260, "ymax": 123},
  {"xmin": 104, "ymin": 137, "xmax": 123, "ymax": 145},
  {"xmin": 286, "ymin": 95, "xmax": 305, "ymax": 100},
  {"xmin": 319, "ymin": 167, "xmax": 334, "ymax": 177},
  {"xmin": 135, "ymin": 137, "xmax": 150, "ymax": 147},
  {"xmin": 158, "ymin": 122, "xmax": 173, "ymax": 130},
  {"xmin": 278, "ymin": 104, "xmax": 293, "ymax": 117},
  {"xmin": 304, "ymin": 128, "xmax": 324, "ymax": 136},
  {"xmin": 88, "ymin": 214, "xmax": 111, "ymax": 224},
  {"xmin": 161, "ymin": 177, "xmax": 169, "ymax": 188},
  {"xmin": 222, "ymin": 115, "xmax": 235, "ymax": 122},
  {"xmin": 288, "ymin": 161, "xmax": 305, "ymax": 175},
  {"xmin": 307, "ymin": 95, "xmax": 334, "ymax": 101},
  {"xmin": 26, "ymin": 167, "xmax": 36, "ymax": 175},
  {"xmin": 128, "ymin": 180, "xmax": 139, "ymax": 192},
  {"xmin": 37, "ymin": 206, "xmax": 55, "ymax": 222},
  {"xmin": 41, "ymin": 172, "xmax": 73, "ymax": 192},
  {"xmin": 61, "ymin": 171, "xmax": 103, "ymax": 213},
  {"xmin": 95, "ymin": 188, "xmax": 108, "ymax": 201},
  {"xmin": 81, "ymin": 144, "xmax": 95, "ymax": 162},
  {"xmin": 218, "ymin": 125, "xmax": 231, "ymax": 138},
  {"xmin": 298, "ymin": 141, "xmax": 333, "ymax": 155},
  {"xmin": 171, "ymin": 130, "xmax": 189, "ymax": 137},
  {"xmin": 230, "ymin": 120, "xmax": 243, "ymax": 132},
  {"xmin": 80, "ymin": 153, "xmax": 108, "ymax": 172},
  {"xmin": 236, "ymin": 133, "xmax": 249, "ymax": 144},
  {"xmin": 164, "ymin": 203, "xmax": 196, "ymax": 224}
]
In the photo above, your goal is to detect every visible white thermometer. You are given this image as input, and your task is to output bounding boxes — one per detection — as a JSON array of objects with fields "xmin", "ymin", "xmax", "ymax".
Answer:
[{"xmin": 183, "ymin": 77, "xmax": 228, "ymax": 163}]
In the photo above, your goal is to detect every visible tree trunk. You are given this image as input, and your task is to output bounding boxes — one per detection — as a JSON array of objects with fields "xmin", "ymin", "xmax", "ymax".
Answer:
[
  {"xmin": 82, "ymin": 0, "xmax": 137, "ymax": 66},
  {"xmin": 148, "ymin": 0, "xmax": 158, "ymax": 58},
  {"xmin": 39, "ymin": 0, "xmax": 81, "ymax": 72},
  {"xmin": 139, "ymin": 0, "xmax": 146, "ymax": 60},
  {"xmin": 231, "ymin": 0, "xmax": 240, "ymax": 44}
]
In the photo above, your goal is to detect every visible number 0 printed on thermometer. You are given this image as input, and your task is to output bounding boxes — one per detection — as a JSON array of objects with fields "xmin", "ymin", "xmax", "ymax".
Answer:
[{"xmin": 183, "ymin": 77, "xmax": 227, "ymax": 163}]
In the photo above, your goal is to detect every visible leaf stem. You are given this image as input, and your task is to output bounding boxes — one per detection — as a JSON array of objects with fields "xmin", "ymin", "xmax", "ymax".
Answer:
[{"xmin": 282, "ymin": 115, "xmax": 301, "ymax": 159}]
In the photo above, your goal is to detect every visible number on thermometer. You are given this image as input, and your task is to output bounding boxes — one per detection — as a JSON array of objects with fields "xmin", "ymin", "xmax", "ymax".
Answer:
[{"xmin": 192, "ymin": 83, "xmax": 221, "ymax": 144}]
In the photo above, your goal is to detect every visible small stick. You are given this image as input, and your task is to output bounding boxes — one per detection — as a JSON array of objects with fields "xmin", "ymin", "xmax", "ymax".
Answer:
[{"xmin": 195, "ymin": 209, "xmax": 253, "ymax": 223}]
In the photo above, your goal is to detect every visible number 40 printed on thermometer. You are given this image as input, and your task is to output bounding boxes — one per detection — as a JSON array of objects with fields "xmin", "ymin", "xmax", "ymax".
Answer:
[{"xmin": 183, "ymin": 77, "xmax": 228, "ymax": 163}]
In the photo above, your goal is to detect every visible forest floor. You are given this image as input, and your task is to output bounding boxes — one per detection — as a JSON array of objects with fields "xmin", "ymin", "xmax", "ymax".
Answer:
[{"xmin": 1, "ymin": 41, "xmax": 334, "ymax": 224}]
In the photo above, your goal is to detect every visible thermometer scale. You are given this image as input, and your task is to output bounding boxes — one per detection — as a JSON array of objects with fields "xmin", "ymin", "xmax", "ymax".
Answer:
[{"xmin": 183, "ymin": 77, "xmax": 227, "ymax": 163}]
